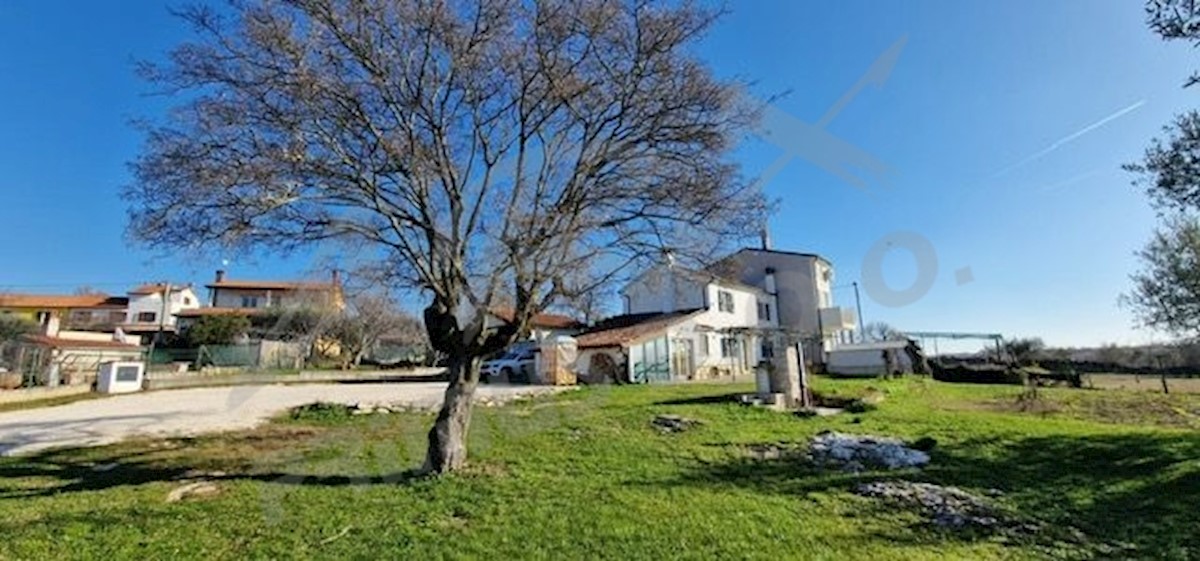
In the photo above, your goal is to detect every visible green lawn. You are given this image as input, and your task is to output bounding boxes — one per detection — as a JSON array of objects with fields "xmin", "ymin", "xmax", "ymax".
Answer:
[{"xmin": 1, "ymin": 378, "xmax": 1197, "ymax": 560}]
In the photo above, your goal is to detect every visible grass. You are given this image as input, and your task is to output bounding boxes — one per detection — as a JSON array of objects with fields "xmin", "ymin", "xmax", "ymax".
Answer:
[
  {"xmin": 0, "ymin": 378, "xmax": 1198, "ymax": 559},
  {"xmin": 1086, "ymin": 373, "xmax": 1200, "ymax": 394}
]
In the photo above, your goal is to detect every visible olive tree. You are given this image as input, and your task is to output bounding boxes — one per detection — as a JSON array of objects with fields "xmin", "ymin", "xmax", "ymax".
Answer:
[
  {"xmin": 126, "ymin": 0, "xmax": 768, "ymax": 473},
  {"xmin": 1122, "ymin": 217, "xmax": 1200, "ymax": 336},
  {"xmin": 1125, "ymin": 1, "xmax": 1200, "ymax": 338}
]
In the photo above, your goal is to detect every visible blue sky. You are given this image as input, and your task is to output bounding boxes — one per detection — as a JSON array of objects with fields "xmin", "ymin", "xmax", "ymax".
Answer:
[{"xmin": 0, "ymin": 0, "xmax": 1194, "ymax": 348}]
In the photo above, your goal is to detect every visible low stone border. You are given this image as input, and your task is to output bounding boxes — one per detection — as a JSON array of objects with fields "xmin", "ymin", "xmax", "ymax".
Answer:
[
  {"xmin": 0, "ymin": 384, "xmax": 92, "ymax": 405},
  {"xmin": 144, "ymin": 367, "xmax": 448, "ymax": 390}
]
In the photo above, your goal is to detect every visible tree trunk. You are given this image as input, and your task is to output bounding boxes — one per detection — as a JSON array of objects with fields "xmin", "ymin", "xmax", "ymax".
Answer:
[{"xmin": 424, "ymin": 356, "xmax": 481, "ymax": 474}]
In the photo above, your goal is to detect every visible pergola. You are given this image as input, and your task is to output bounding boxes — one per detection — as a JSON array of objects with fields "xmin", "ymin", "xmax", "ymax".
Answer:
[{"xmin": 903, "ymin": 331, "xmax": 1006, "ymax": 361}]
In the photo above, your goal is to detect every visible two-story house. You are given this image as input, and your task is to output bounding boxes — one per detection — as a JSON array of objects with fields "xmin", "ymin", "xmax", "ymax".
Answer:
[
  {"xmin": 120, "ymin": 283, "xmax": 202, "ymax": 342},
  {"xmin": 206, "ymin": 270, "xmax": 344, "ymax": 310},
  {"xmin": 175, "ymin": 270, "xmax": 346, "ymax": 330},
  {"xmin": 573, "ymin": 261, "xmax": 779, "ymax": 383},
  {"xmin": 710, "ymin": 246, "xmax": 858, "ymax": 363},
  {"xmin": 0, "ymin": 293, "xmax": 129, "ymax": 334}
]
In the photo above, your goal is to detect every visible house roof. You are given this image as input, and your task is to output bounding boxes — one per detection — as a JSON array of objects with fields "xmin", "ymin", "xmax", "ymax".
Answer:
[
  {"xmin": 0, "ymin": 294, "xmax": 129, "ymax": 310},
  {"xmin": 489, "ymin": 307, "xmax": 583, "ymax": 329},
  {"xmin": 205, "ymin": 279, "xmax": 340, "ymax": 291},
  {"xmin": 21, "ymin": 334, "xmax": 143, "ymax": 350},
  {"xmin": 174, "ymin": 307, "xmax": 263, "ymax": 318},
  {"xmin": 731, "ymin": 247, "xmax": 832, "ymax": 266},
  {"xmin": 574, "ymin": 309, "xmax": 702, "ymax": 349},
  {"xmin": 128, "ymin": 283, "xmax": 191, "ymax": 296},
  {"xmin": 620, "ymin": 264, "xmax": 767, "ymax": 296}
]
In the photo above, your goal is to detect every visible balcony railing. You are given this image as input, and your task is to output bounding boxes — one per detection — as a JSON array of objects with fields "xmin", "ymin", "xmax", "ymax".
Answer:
[{"xmin": 819, "ymin": 307, "xmax": 857, "ymax": 334}]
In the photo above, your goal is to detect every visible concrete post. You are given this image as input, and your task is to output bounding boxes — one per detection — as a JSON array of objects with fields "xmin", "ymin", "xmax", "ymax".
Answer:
[{"xmin": 768, "ymin": 336, "xmax": 803, "ymax": 408}]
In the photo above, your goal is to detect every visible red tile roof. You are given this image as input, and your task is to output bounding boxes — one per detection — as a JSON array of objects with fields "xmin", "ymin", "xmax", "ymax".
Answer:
[
  {"xmin": 205, "ymin": 280, "xmax": 340, "ymax": 291},
  {"xmin": 0, "ymin": 294, "xmax": 129, "ymax": 309},
  {"xmin": 128, "ymin": 283, "xmax": 188, "ymax": 295},
  {"xmin": 489, "ymin": 307, "xmax": 583, "ymax": 330},
  {"xmin": 574, "ymin": 310, "xmax": 702, "ymax": 349},
  {"xmin": 21, "ymin": 334, "xmax": 142, "ymax": 350}
]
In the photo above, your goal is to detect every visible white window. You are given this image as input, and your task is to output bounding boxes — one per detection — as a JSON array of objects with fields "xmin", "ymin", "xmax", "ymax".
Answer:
[
  {"xmin": 757, "ymin": 302, "xmax": 771, "ymax": 321},
  {"xmin": 720, "ymin": 337, "xmax": 740, "ymax": 358},
  {"xmin": 717, "ymin": 290, "xmax": 735, "ymax": 313},
  {"xmin": 137, "ymin": 311, "xmax": 156, "ymax": 323},
  {"xmin": 241, "ymin": 296, "xmax": 259, "ymax": 308},
  {"xmin": 699, "ymin": 335, "xmax": 710, "ymax": 356}
]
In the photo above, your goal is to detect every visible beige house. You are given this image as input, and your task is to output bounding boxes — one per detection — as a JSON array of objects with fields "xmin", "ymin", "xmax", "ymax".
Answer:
[{"xmin": 176, "ymin": 270, "xmax": 345, "ymax": 329}]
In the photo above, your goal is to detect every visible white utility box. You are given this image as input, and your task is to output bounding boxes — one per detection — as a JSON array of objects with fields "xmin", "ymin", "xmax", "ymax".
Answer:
[{"xmin": 96, "ymin": 361, "xmax": 145, "ymax": 394}]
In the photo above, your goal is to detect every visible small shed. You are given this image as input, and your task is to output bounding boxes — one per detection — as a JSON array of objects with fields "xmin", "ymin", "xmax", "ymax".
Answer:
[{"xmin": 826, "ymin": 340, "xmax": 914, "ymax": 377}]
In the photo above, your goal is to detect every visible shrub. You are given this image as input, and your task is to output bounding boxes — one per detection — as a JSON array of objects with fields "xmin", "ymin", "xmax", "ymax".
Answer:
[
  {"xmin": 288, "ymin": 401, "xmax": 356, "ymax": 423},
  {"xmin": 910, "ymin": 436, "xmax": 938, "ymax": 452},
  {"xmin": 187, "ymin": 315, "xmax": 251, "ymax": 346},
  {"xmin": 932, "ymin": 363, "xmax": 1025, "ymax": 385},
  {"xmin": 844, "ymin": 399, "xmax": 877, "ymax": 414}
]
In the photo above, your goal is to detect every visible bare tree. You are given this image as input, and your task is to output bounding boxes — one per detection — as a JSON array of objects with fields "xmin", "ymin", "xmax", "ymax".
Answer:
[
  {"xmin": 334, "ymin": 293, "xmax": 426, "ymax": 369},
  {"xmin": 126, "ymin": 0, "xmax": 768, "ymax": 473},
  {"xmin": 862, "ymin": 321, "xmax": 905, "ymax": 342}
]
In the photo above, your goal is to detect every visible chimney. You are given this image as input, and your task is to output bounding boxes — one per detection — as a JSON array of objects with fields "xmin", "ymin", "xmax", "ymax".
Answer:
[
  {"xmin": 215, "ymin": 269, "xmax": 226, "ymax": 283},
  {"xmin": 760, "ymin": 226, "xmax": 772, "ymax": 250}
]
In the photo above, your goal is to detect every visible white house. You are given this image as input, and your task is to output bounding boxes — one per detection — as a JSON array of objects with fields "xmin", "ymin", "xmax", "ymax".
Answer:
[
  {"xmin": 711, "ymin": 246, "xmax": 857, "ymax": 362},
  {"xmin": 574, "ymin": 263, "xmax": 779, "ymax": 383},
  {"xmin": 121, "ymin": 283, "xmax": 201, "ymax": 342}
]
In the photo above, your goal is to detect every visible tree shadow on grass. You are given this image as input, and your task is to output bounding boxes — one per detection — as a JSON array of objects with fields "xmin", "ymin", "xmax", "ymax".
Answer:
[
  {"xmin": 664, "ymin": 432, "xmax": 1200, "ymax": 558},
  {"xmin": 0, "ymin": 432, "xmax": 428, "ymax": 500},
  {"xmin": 652, "ymin": 392, "xmax": 744, "ymax": 406}
]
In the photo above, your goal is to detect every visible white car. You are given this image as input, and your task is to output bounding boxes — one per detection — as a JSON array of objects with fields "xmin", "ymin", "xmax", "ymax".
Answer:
[{"xmin": 482, "ymin": 347, "xmax": 537, "ymax": 383}]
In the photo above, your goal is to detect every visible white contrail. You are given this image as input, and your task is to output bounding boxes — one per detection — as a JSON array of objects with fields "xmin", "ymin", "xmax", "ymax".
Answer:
[{"xmin": 992, "ymin": 99, "xmax": 1146, "ymax": 178}]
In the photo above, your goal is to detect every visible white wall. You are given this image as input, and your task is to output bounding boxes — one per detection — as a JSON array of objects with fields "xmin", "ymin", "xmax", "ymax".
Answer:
[
  {"xmin": 827, "ymin": 344, "xmax": 913, "ymax": 376},
  {"xmin": 622, "ymin": 266, "xmax": 707, "ymax": 315},
  {"xmin": 127, "ymin": 288, "xmax": 200, "ymax": 327}
]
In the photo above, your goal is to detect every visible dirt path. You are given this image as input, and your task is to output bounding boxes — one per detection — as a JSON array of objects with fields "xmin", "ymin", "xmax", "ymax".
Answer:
[{"xmin": 0, "ymin": 383, "xmax": 558, "ymax": 456}]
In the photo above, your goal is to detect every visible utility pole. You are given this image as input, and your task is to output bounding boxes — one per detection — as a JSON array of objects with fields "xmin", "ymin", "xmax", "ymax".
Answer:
[
  {"xmin": 147, "ymin": 282, "xmax": 171, "ymax": 364},
  {"xmin": 852, "ymin": 281, "xmax": 865, "ymax": 343}
]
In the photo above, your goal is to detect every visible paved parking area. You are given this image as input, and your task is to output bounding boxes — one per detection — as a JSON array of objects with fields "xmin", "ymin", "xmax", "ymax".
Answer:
[{"xmin": 0, "ymin": 383, "xmax": 557, "ymax": 456}]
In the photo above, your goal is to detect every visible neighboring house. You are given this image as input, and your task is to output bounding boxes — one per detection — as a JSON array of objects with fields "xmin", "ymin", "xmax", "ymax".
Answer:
[
  {"xmin": 176, "ymin": 270, "xmax": 345, "ymax": 330},
  {"xmin": 121, "ymin": 283, "xmax": 201, "ymax": 341},
  {"xmin": 207, "ymin": 269, "xmax": 345, "ymax": 310},
  {"xmin": 0, "ymin": 293, "xmax": 129, "ymax": 334},
  {"xmin": 18, "ymin": 333, "xmax": 143, "ymax": 386},
  {"xmin": 710, "ymin": 246, "xmax": 858, "ymax": 362},
  {"xmin": 576, "ymin": 261, "xmax": 779, "ymax": 384},
  {"xmin": 487, "ymin": 307, "xmax": 583, "ymax": 343}
]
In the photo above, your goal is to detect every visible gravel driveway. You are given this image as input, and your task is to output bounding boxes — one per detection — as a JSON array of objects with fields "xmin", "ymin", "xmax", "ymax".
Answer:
[{"xmin": 0, "ymin": 383, "xmax": 559, "ymax": 456}]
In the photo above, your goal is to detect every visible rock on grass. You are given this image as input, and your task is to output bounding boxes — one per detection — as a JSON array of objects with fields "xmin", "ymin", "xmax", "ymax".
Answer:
[
  {"xmin": 651, "ymin": 414, "xmax": 702, "ymax": 433},
  {"xmin": 808, "ymin": 432, "xmax": 930, "ymax": 472}
]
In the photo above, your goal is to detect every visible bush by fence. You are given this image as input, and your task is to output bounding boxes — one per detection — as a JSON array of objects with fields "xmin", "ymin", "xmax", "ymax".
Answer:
[
  {"xmin": 148, "ymin": 341, "xmax": 303, "ymax": 370},
  {"xmin": 931, "ymin": 362, "xmax": 1025, "ymax": 385}
]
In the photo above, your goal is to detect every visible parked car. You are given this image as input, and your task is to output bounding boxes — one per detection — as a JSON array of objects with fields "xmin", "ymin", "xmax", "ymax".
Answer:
[{"xmin": 482, "ymin": 346, "xmax": 537, "ymax": 383}]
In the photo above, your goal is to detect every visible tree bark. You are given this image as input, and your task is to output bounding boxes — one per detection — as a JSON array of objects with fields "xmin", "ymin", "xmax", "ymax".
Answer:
[{"xmin": 424, "ymin": 356, "xmax": 481, "ymax": 474}]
